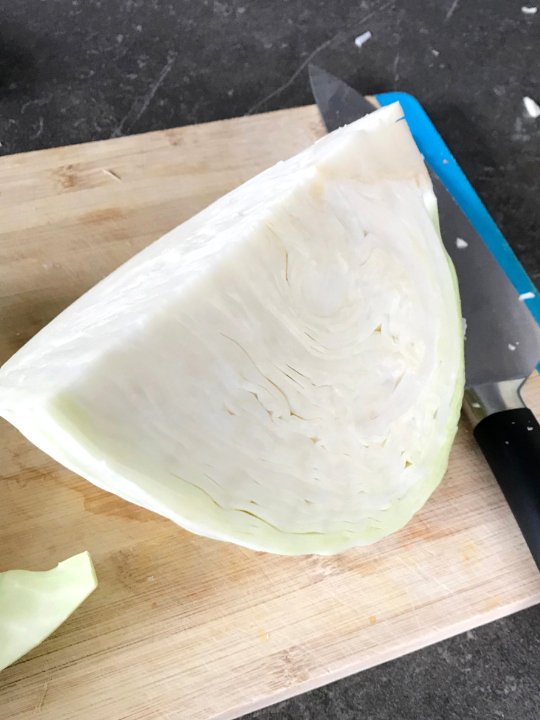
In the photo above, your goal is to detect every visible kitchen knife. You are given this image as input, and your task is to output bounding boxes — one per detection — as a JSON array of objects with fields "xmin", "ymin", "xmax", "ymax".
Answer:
[{"xmin": 309, "ymin": 64, "xmax": 540, "ymax": 569}]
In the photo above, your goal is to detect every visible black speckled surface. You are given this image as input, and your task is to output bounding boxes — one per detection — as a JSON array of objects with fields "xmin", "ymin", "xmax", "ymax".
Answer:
[{"xmin": 1, "ymin": 1, "xmax": 539, "ymax": 717}]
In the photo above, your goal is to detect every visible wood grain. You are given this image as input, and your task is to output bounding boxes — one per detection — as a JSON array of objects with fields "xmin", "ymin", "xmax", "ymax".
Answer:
[{"xmin": 0, "ymin": 105, "xmax": 539, "ymax": 720}]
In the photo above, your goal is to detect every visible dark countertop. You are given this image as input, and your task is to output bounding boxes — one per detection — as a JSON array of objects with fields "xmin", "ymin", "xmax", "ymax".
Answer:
[{"xmin": 1, "ymin": 1, "xmax": 539, "ymax": 717}]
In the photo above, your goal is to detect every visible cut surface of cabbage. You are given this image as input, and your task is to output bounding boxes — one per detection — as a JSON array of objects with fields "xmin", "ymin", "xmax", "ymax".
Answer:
[
  {"xmin": 0, "ymin": 103, "xmax": 463, "ymax": 555},
  {"xmin": 0, "ymin": 552, "xmax": 97, "ymax": 671}
]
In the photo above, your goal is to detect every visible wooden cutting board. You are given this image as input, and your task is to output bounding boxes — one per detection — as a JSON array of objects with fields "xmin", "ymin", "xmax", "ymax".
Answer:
[{"xmin": 1, "ymin": 105, "xmax": 539, "ymax": 720}]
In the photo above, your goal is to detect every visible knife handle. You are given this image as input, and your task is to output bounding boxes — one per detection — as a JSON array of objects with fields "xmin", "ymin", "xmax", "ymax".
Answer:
[{"xmin": 474, "ymin": 408, "xmax": 540, "ymax": 570}]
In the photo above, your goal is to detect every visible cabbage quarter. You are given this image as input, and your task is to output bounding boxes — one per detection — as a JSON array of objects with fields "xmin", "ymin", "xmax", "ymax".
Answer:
[{"xmin": 0, "ymin": 104, "xmax": 464, "ymax": 554}]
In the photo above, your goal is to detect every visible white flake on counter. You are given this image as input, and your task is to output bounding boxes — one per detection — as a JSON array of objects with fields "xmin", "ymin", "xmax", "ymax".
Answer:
[
  {"xmin": 519, "ymin": 291, "xmax": 535, "ymax": 301},
  {"xmin": 354, "ymin": 31, "xmax": 372, "ymax": 48},
  {"xmin": 431, "ymin": 48, "xmax": 440, "ymax": 56},
  {"xmin": 508, "ymin": 343, "xmax": 517, "ymax": 351},
  {"xmin": 523, "ymin": 96, "xmax": 540, "ymax": 118},
  {"xmin": 527, "ymin": 426, "xmax": 534, "ymax": 431},
  {"xmin": 521, "ymin": 6, "xmax": 538, "ymax": 13},
  {"xmin": 456, "ymin": 237, "xmax": 468, "ymax": 249},
  {"xmin": 471, "ymin": 402, "xmax": 481, "ymax": 409}
]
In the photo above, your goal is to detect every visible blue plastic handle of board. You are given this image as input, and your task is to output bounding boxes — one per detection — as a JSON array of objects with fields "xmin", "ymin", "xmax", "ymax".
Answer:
[{"xmin": 374, "ymin": 91, "xmax": 540, "ymax": 326}]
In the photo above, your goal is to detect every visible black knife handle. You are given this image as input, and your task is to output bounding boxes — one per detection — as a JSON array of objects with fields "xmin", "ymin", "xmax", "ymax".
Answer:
[{"xmin": 474, "ymin": 408, "xmax": 540, "ymax": 570}]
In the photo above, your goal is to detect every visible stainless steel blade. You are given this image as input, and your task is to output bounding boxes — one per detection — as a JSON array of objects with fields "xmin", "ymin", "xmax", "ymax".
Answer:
[
  {"xmin": 308, "ymin": 64, "xmax": 375, "ymax": 131},
  {"xmin": 436, "ymin": 180, "xmax": 540, "ymax": 389},
  {"xmin": 309, "ymin": 64, "xmax": 540, "ymax": 392}
]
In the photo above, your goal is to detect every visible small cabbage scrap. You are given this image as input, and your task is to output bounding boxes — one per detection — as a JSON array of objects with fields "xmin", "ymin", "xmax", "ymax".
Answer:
[
  {"xmin": 0, "ymin": 103, "xmax": 464, "ymax": 555},
  {"xmin": 0, "ymin": 551, "xmax": 97, "ymax": 671}
]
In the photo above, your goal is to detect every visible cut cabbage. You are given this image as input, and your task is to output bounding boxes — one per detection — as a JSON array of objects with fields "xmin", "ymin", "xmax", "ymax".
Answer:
[
  {"xmin": 0, "ymin": 551, "xmax": 97, "ymax": 671},
  {"xmin": 0, "ymin": 103, "xmax": 464, "ymax": 555}
]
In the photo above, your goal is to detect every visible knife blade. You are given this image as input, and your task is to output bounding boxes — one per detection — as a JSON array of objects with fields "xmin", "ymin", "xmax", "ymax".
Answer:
[{"xmin": 309, "ymin": 64, "xmax": 540, "ymax": 568}]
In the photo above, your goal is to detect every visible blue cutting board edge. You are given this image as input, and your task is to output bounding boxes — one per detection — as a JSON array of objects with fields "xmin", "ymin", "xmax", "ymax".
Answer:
[{"xmin": 375, "ymin": 91, "xmax": 540, "ymax": 329}]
